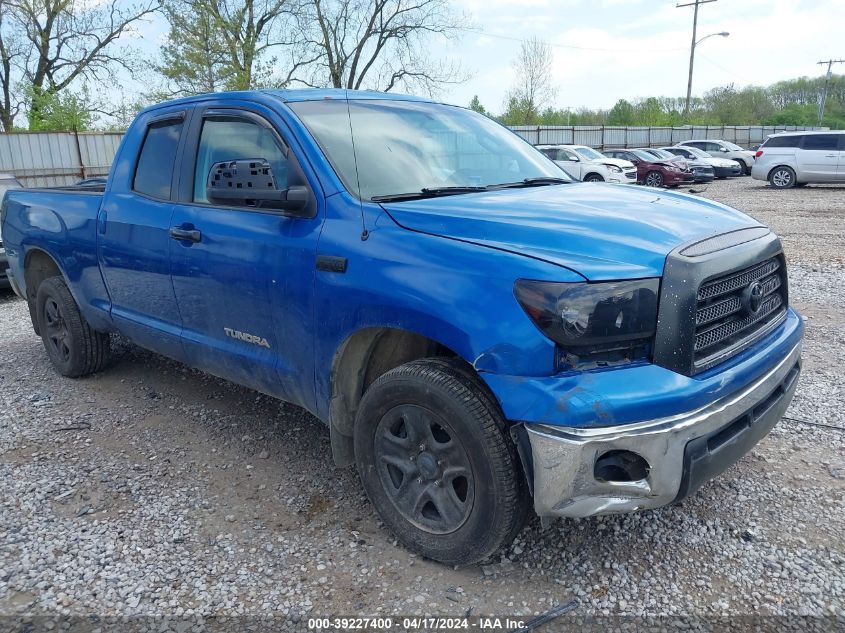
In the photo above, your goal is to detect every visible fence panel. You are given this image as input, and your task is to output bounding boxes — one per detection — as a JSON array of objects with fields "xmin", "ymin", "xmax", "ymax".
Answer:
[{"xmin": 0, "ymin": 124, "xmax": 828, "ymax": 187}]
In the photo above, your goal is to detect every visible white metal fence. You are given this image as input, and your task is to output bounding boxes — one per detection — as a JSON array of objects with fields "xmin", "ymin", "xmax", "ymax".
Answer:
[
  {"xmin": 509, "ymin": 124, "xmax": 823, "ymax": 148},
  {"xmin": 0, "ymin": 131, "xmax": 123, "ymax": 187},
  {"xmin": 0, "ymin": 124, "xmax": 826, "ymax": 188}
]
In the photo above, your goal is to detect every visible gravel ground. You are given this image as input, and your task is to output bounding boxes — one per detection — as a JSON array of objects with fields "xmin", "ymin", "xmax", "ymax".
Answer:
[{"xmin": 1, "ymin": 177, "xmax": 844, "ymax": 631}]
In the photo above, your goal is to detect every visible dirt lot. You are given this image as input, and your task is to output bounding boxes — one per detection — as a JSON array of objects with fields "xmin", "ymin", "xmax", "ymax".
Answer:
[{"xmin": 1, "ymin": 177, "xmax": 843, "ymax": 629}]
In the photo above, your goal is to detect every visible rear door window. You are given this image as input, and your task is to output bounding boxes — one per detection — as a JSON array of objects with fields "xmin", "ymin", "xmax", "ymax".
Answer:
[
  {"xmin": 133, "ymin": 118, "xmax": 184, "ymax": 199},
  {"xmin": 764, "ymin": 135, "xmax": 802, "ymax": 148},
  {"xmin": 801, "ymin": 134, "xmax": 839, "ymax": 151}
]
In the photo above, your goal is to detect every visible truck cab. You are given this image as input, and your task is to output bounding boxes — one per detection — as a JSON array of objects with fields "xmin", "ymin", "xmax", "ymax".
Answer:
[{"xmin": 0, "ymin": 90, "xmax": 803, "ymax": 565}]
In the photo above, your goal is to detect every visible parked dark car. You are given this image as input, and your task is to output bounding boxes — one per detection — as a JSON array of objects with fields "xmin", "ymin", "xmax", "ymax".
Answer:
[
  {"xmin": 0, "ymin": 173, "xmax": 22, "ymax": 289},
  {"xmin": 641, "ymin": 148, "xmax": 714, "ymax": 183},
  {"xmin": 662, "ymin": 146, "xmax": 742, "ymax": 179},
  {"xmin": 603, "ymin": 149, "xmax": 695, "ymax": 187}
]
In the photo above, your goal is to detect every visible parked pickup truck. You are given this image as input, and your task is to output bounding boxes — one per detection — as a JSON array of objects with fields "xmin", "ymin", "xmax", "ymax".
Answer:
[{"xmin": 1, "ymin": 90, "xmax": 803, "ymax": 565}]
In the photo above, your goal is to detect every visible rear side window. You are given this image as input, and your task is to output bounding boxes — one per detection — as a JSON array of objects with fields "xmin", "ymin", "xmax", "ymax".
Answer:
[
  {"xmin": 763, "ymin": 135, "xmax": 802, "ymax": 148},
  {"xmin": 801, "ymin": 134, "xmax": 839, "ymax": 151},
  {"xmin": 134, "ymin": 119, "xmax": 183, "ymax": 199}
]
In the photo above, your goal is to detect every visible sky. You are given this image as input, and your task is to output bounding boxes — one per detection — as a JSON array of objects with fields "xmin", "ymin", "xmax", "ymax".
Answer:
[{"xmin": 124, "ymin": 0, "xmax": 845, "ymax": 115}]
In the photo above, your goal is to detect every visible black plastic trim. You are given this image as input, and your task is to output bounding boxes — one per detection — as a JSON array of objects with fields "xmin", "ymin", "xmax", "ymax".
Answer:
[{"xmin": 653, "ymin": 229, "xmax": 785, "ymax": 376}]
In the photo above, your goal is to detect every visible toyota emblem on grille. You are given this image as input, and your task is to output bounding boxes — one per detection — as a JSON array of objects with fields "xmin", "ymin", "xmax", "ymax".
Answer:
[{"xmin": 744, "ymin": 281, "xmax": 765, "ymax": 315}]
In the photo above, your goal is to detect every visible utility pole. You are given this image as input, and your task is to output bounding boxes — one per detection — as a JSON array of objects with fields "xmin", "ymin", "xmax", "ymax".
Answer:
[
  {"xmin": 678, "ymin": 0, "xmax": 718, "ymax": 119},
  {"xmin": 817, "ymin": 59, "xmax": 845, "ymax": 126}
]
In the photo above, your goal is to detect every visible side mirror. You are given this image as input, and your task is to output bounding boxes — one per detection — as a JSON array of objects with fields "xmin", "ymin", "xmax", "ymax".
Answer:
[
  {"xmin": 719, "ymin": 147, "xmax": 729, "ymax": 152},
  {"xmin": 206, "ymin": 159, "xmax": 310, "ymax": 216}
]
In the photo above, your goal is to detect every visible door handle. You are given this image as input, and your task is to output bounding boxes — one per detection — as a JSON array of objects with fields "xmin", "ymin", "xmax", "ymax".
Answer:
[
  {"xmin": 169, "ymin": 227, "xmax": 202, "ymax": 243},
  {"xmin": 825, "ymin": 154, "xmax": 837, "ymax": 158}
]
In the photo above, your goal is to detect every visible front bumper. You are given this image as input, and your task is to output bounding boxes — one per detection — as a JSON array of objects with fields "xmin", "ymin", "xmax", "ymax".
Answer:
[
  {"xmin": 524, "ymin": 342, "xmax": 801, "ymax": 518},
  {"xmin": 715, "ymin": 164, "xmax": 742, "ymax": 178},
  {"xmin": 667, "ymin": 172, "xmax": 695, "ymax": 185}
]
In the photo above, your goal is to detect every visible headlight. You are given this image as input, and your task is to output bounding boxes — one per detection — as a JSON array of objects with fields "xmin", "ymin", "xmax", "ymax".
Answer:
[
  {"xmin": 514, "ymin": 279, "xmax": 659, "ymax": 367},
  {"xmin": 605, "ymin": 164, "xmax": 622, "ymax": 173},
  {"xmin": 665, "ymin": 164, "xmax": 680, "ymax": 172}
]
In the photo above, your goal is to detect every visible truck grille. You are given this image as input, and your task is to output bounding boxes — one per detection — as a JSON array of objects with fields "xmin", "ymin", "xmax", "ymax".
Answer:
[{"xmin": 693, "ymin": 256, "xmax": 787, "ymax": 368}]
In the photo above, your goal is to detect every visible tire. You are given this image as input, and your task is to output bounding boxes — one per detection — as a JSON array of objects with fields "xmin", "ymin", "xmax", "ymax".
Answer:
[
  {"xmin": 644, "ymin": 171, "xmax": 664, "ymax": 187},
  {"xmin": 354, "ymin": 358, "xmax": 529, "ymax": 565},
  {"xmin": 734, "ymin": 159, "xmax": 749, "ymax": 176},
  {"xmin": 36, "ymin": 276, "xmax": 111, "ymax": 377},
  {"xmin": 584, "ymin": 173, "xmax": 604, "ymax": 182},
  {"xmin": 768, "ymin": 166, "xmax": 796, "ymax": 189}
]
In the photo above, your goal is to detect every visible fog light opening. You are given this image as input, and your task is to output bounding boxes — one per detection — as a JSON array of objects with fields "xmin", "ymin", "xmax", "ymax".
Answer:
[{"xmin": 594, "ymin": 450, "xmax": 650, "ymax": 483}]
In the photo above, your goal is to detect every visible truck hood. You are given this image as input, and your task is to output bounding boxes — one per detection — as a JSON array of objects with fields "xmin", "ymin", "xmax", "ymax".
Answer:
[{"xmin": 381, "ymin": 183, "xmax": 760, "ymax": 280}]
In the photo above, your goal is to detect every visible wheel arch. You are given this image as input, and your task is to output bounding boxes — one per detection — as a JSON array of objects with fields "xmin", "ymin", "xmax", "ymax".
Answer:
[
  {"xmin": 328, "ymin": 326, "xmax": 490, "ymax": 466},
  {"xmin": 23, "ymin": 247, "xmax": 66, "ymax": 335}
]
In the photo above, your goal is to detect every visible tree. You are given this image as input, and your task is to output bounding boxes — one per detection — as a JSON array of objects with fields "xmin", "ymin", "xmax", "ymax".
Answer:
[
  {"xmin": 504, "ymin": 37, "xmax": 556, "ymax": 125},
  {"xmin": 0, "ymin": 0, "xmax": 24, "ymax": 131},
  {"xmin": 27, "ymin": 87, "xmax": 93, "ymax": 131},
  {"xmin": 156, "ymin": 0, "xmax": 313, "ymax": 95},
  {"xmin": 296, "ymin": 0, "xmax": 467, "ymax": 95},
  {"xmin": 468, "ymin": 95, "xmax": 487, "ymax": 115},
  {"xmin": 1, "ymin": 0, "xmax": 157, "ymax": 129},
  {"xmin": 607, "ymin": 99, "xmax": 635, "ymax": 125}
]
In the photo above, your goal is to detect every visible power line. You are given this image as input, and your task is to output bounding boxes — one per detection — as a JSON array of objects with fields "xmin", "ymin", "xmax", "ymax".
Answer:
[
  {"xmin": 460, "ymin": 27, "xmax": 687, "ymax": 53},
  {"xmin": 817, "ymin": 59, "xmax": 845, "ymax": 125}
]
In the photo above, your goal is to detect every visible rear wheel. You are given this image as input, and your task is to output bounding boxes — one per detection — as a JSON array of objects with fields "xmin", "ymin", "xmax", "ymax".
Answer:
[
  {"xmin": 768, "ymin": 166, "xmax": 796, "ymax": 189},
  {"xmin": 644, "ymin": 171, "xmax": 664, "ymax": 187},
  {"xmin": 36, "ymin": 276, "xmax": 111, "ymax": 377},
  {"xmin": 584, "ymin": 173, "xmax": 604, "ymax": 182},
  {"xmin": 354, "ymin": 358, "xmax": 529, "ymax": 565}
]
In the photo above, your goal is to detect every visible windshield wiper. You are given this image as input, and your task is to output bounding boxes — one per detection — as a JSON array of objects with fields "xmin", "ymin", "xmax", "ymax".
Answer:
[
  {"xmin": 371, "ymin": 186, "xmax": 487, "ymax": 203},
  {"xmin": 486, "ymin": 177, "xmax": 571, "ymax": 190}
]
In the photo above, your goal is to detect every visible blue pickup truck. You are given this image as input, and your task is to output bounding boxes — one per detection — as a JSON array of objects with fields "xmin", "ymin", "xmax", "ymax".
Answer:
[{"xmin": 0, "ymin": 90, "xmax": 803, "ymax": 565}]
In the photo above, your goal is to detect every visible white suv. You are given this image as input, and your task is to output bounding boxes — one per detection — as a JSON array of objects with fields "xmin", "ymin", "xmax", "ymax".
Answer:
[
  {"xmin": 536, "ymin": 144, "xmax": 637, "ymax": 183},
  {"xmin": 676, "ymin": 139, "xmax": 756, "ymax": 175},
  {"xmin": 751, "ymin": 131, "xmax": 845, "ymax": 188}
]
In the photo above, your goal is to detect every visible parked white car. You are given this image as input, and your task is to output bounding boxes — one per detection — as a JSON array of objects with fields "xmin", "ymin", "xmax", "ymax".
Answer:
[
  {"xmin": 536, "ymin": 144, "xmax": 637, "ymax": 183},
  {"xmin": 676, "ymin": 139, "xmax": 756, "ymax": 175},
  {"xmin": 751, "ymin": 130, "xmax": 845, "ymax": 188}
]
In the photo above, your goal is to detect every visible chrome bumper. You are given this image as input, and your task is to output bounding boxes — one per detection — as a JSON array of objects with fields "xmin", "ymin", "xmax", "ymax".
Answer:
[{"xmin": 525, "ymin": 343, "xmax": 801, "ymax": 518}]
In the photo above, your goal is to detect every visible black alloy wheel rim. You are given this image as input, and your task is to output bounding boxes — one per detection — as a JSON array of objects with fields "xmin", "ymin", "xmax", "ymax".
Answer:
[
  {"xmin": 374, "ymin": 404, "xmax": 475, "ymax": 534},
  {"xmin": 44, "ymin": 297, "xmax": 71, "ymax": 362}
]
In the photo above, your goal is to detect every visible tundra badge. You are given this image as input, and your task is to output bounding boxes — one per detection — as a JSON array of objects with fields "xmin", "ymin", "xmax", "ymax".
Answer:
[{"xmin": 224, "ymin": 328, "xmax": 271, "ymax": 349}]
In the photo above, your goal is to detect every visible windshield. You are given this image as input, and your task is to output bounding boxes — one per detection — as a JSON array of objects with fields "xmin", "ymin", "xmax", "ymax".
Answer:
[
  {"xmin": 680, "ymin": 146, "xmax": 710, "ymax": 159},
  {"xmin": 574, "ymin": 147, "xmax": 604, "ymax": 161},
  {"xmin": 289, "ymin": 99, "xmax": 570, "ymax": 200},
  {"xmin": 630, "ymin": 149, "xmax": 657, "ymax": 162},
  {"xmin": 647, "ymin": 148, "xmax": 675, "ymax": 159},
  {"xmin": 723, "ymin": 141, "xmax": 743, "ymax": 151}
]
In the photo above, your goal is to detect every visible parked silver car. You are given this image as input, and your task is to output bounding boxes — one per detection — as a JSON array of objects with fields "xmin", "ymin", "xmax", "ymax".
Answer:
[
  {"xmin": 676, "ymin": 139, "xmax": 756, "ymax": 175},
  {"xmin": 751, "ymin": 131, "xmax": 845, "ymax": 188}
]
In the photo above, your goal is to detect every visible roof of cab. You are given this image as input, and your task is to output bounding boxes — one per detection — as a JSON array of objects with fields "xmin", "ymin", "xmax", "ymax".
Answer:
[
  {"xmin": 138, "ymin": 88, "xmax": 433, "ymax": 116},
  {"xmin": 261, "ymin": 88, "xmax": 432, "ymax": 103}
]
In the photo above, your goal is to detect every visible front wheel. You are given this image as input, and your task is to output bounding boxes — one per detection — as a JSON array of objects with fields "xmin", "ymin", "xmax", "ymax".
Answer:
[
  {"xmin": 644, "ymin": 171, "xmax": 664, "ymax": 187},
  {"xmin": 36, "ymin": 276, "xmax": 111, "ymax": 377},
  {"xmin": 769, "ymin": 166, "xmax": 796, "ymax": 189},
  {"xmin": 584, "ymin": 173, "xmax": 604, "ymax": 182},
  {"xmin": 735, "ymin": 159, "xmax": 750, "ymax": 175},
  {"xmin": 354, "ymin": 358, "xmax": 529, "ymax": 565}
]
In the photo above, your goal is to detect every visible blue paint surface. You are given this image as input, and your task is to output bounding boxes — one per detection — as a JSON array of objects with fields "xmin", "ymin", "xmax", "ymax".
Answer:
[{"xmin": 0, "ymin": 89, "xmax": 803, "ymax": 429}]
